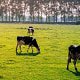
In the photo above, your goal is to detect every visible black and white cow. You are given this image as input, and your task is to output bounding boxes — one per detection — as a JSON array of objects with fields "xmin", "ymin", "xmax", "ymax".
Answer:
[
  {"xmin": 67, "ymin": 45, "xmax": 80, "ymax": 72},
  {"xmin": 27, "ymin": 26, "xmax": 34, "ymax": 36},
  {"xmin": 16, "ymin": 36, "xmax": 40, "ymax": 53}
]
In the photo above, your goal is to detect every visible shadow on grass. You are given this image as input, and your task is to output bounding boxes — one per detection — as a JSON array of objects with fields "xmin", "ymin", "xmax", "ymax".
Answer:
[
  {"xmin": 0, "ymin": 75, "xmax": 4, "ymax": 79},
  {"xmin": 68, "ymin": 70, "xmax": 80, "ymax": 76},
  {"xmin": 16, "ymin": 52, "xmax": 40, "ymax": 56}
]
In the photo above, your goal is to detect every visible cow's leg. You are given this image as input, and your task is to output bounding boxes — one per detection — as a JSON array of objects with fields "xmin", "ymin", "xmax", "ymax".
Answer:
[
  {"xmin": 32, "ymin": 29, "xmax": 34, "ymax": 36},
  {"xmin": 16, "ymin": 41, "xmax": 19, "ymax": 53},
  {"xmin": 67, "ymin": 56, "xmax": 71, "ymax": 70},
  {"xmin": 31, "ymin": 46, "xmax": 33, "ymax": 53},
  {"xmin": 67, "ymin": 51, "xmax": 71, "ymax": 70},
  {"xmin": 16, "ymin": 43, "xmax": 18, "ymax": 53},
  {"xmin": 19, "ymin": 45, "xmax": 22, "ymax": 52},
  {"xmin": 73, "ymin": 60, "xmax": 78, "ymax": 72},
  {"xmin": 27, "ymin": 45, "xmax": 30, "ymax": 52},
  {"xmin": 28, "ymin": 32, "xmax": 30, "ymax": 36},
  {"xmin": 27, "ymin": 44, "xmax": 33, "ymax": 53},
  {"xmin": 19, "ymin": 40, "xmax": 25, "ymax": 52},
  {"xmin": 32, "ymin": 31, "xmax": 33, "ymax": 36},
  {"xmin": 28, "ymin": 31, "xmax": 30, "ymax": 36}
]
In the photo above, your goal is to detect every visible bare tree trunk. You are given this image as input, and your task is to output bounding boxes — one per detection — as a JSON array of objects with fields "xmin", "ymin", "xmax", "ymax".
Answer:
[
  {"xmin": 15, "ymin": 7, "xmax": 17, "ymax": 22},
  {"xmin": 41, "ymin": 10, "xmax": 42, "ymax": 23},
  {"xmin": 23, "ymin": 8, "xmax": 25, "ymax": 22},
  {"xmin": 55, "ymin": 11, "xmax": 57, "ymax": 22},
  {"xmin": 38, "ymin": 10, "xmax": 39, "ymax": 22},
  {"xmin": 64, "ymin": 11, "xmax": 65, "ymax": 23},
  {"xmin": 33, "ymin": 12, "xmax": 34, "ymax": 23},
  {"xmin": 46, "ymin": 12, "xmax": 47, "ymax": 23},
  {"xmin": 19, "ymin": 15, "xmax": 20, "ymax": 22},
  {"xmin": 2, "ymin": 11, "xmax": 3, "ymax": 22},
  {"xmin": 9, "ymin": 10, "xmax": 10, "ymax": 22}
]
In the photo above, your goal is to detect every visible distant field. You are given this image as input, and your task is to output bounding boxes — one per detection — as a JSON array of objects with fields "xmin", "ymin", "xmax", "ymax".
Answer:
[{"xmin": 0, "ymin": 23, "xmax": 80, "ymax": 80}]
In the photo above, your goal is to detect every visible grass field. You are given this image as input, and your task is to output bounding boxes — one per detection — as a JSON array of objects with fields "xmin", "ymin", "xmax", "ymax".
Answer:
[{"xmin": 0, "ymin": 23, "xmax": 80, "ymax": 80}]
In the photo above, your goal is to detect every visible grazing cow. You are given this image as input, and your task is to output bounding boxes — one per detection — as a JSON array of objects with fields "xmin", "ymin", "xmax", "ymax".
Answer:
[
  {"xmin": 16, "ymin": 36, "xmax": 40, "ymax": 53},
  {"xmin": 27, "ymin": 26, "xmax": 34, "ymax": 36},
  {"xmin": 67, "ymin": 45, "xmax": 80, "ymax": 72}
]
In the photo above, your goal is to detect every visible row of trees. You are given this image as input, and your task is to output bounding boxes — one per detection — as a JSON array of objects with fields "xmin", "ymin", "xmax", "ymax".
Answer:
[{"xmin": 0, "ymin": 0, "xmax": 80, "ymax": 22}]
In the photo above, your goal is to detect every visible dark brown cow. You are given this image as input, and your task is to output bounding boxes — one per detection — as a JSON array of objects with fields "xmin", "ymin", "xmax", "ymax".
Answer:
[
  {"xmin": 67, "ymin": 45, "xmax": 80, "ymax": 72},
  {"xmin": 16, "ymin": 36, "xmax": 40, "ymax": 53},
  {"xmin": 27, "ymin": 26, "xmax": 34, "ymax": 36}
]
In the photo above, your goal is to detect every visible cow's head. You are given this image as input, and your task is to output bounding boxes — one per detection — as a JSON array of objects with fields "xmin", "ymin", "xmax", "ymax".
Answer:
[{"xmin": 37, "ymin": 46, "xmax": 40, "ymax": 53}]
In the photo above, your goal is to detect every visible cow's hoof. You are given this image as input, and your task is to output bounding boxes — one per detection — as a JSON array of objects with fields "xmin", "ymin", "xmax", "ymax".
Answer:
[
  {"xmin": 37, "ymin": 51, "xmax": 40, "ymax": 54},
  {"xmin": 27, "ymin": 50, "xmax": 28, "ymax": 53},
  {"xmin": 20, "ymin": 51, "xmax": 22, "ymax": 53},
  {"xmin": 75, "ymin": 68, "xmax": 78, "ymax": 72},
  {"xmin": 66, "ymin": 67, "xmax": 69, "ymax": 70}
]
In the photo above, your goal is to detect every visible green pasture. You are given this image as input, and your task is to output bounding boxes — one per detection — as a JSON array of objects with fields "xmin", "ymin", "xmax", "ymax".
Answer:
[{"xmin": 0, "ymin": 23, "xmax": 80, "ymax": 80}]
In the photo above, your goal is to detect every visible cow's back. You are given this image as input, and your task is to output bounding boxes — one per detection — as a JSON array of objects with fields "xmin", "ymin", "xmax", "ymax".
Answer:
[
  {"xmin": 76, "ymin": 45, "xmax": 80, "ymax": 53},
  {"xmin": 17, "ymin": 36, "xmax": 33, "ymax": 45}
]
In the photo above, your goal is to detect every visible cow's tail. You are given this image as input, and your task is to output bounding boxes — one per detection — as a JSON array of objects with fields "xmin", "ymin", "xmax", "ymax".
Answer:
[{"xmin": 32, "ymin": 39, "xmax": 40, "ymax": 53}]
